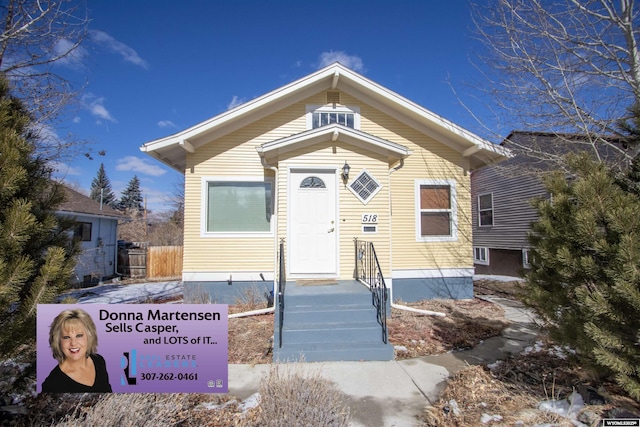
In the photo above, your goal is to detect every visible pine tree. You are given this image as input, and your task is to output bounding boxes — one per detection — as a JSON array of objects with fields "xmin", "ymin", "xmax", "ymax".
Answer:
[
  {"xmin": 118, "ymin": 175, "xmax": 144, "ymax": 212},
  {"xmin": 89, "ymin": 163, "xmax": 117, "ymax": 208},
  {"xmin": 0, "ymin": 76, "xmax": 77, "ymax": 358},
  {"xmin": 526, "ymin": 153, "xmax": 640, "ymax": 400}
]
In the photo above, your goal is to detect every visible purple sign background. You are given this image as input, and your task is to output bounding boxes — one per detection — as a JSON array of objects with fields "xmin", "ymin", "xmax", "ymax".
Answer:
[{"xmin": 37, "ymin": 304, "xmax": 228, "ymax": 393}]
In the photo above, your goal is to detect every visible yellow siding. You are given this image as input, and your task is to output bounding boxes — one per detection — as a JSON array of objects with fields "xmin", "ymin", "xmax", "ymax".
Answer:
[{"xmin": 182, "ymin": 89, "xmax": 472, "ymax": 276}]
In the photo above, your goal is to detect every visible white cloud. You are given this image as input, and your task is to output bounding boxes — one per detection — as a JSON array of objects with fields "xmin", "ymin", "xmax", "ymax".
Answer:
[
  {"xmin": 72, "ymin": 116, "xmax": 81, "ymax": 123},
  {"xmin": 82, "ymin": 94, "xmax": 117, "ymax": 122},
  {"xmin": 157, "ymin": 120, "xmax": 176, "ymax": 129},
  {"xmin": 50, "ymin": 161, "xmax": 83, "ymax": 176},
  {"xmin": 53, "ymin": 38, "xmax": 88, "ymax": 69},
  {"xmin": 116, "ymin": 156, "xmax": 166, "ymax": 177},
  {"xmin": 90, "ymin": 30, "xmax": 149, "ymax": 69},
  {"xmin": 227, "ymin": 95, "xmax": 245, "ymax": 110},
  {"xmin": 318, "ymin": 51, "xmax": 364, "ymax": 72}
]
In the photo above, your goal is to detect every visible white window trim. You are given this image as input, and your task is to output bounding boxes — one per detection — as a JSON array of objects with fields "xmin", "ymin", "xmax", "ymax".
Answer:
[
  {"xmin": 478, "ymin": 192, "xmax": 494, "ymax": 227},
  {"xmin": 200, "ymin": 176, "xmax": 275, "ymax": 238},
  {"xmin": 415, "ymin": 179, "xmax": 458, "ymax": 242},
  {"xmin": 522, "ymin": 249, "xmax": 531, "ymax": 269},
  {"xmin": 348, "ymin": 169, "xmax": 382, "ymax": 205},
  {"xmin": 306, "ymin": 104, "xmax": 361, "ymax": 130},
  {"xmin": 474, "ymin": 247, "xmax": 490, "ymax": 265}
]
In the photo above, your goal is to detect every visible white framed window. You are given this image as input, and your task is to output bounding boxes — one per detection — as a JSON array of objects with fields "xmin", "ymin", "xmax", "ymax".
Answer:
[
  {"xmin": 478, "ymin": 193, "xmax": 494, "ymax": 227},
  {"xmin": 415, "ymin": 179, "xmax": 458, "ymax": 242},
  {"xmin": 522, "ymin": 249, "xmax": 531, "ymax": 269},
  {"xmin": 474, "ymin": 247, "xmax": 489, "ymax": 265},
  {"xmin": 201, "ymin": 177, "xmax": 274, "ymax": 237},
  {"xmin": 306, "ymin": 105, "xmax": 360, "ymax": 130},
  {"xmin": 348, "ymin": 170, "xmax": 381, "ymax": 204}
]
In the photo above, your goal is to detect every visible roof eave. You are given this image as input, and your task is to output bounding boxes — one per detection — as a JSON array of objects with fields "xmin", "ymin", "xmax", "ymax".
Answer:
[{"xmin": 257, "ymin": 124, "xmax": 411, "ymax": 160}]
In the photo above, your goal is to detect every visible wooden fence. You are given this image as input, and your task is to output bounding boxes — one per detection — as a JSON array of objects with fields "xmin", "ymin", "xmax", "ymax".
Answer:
[
  {"xmin": 147, "ymin": 246, "xmax": 183, "ymax": 280},
  {"xmin": 118, "ymin": 245, "xmax": 183, "ymax": 280}
]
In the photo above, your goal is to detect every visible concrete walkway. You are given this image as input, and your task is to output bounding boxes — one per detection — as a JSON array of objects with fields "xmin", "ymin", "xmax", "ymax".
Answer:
[{"xmin": 228, "ymin": 297, "xmax": 540, "ymax": 427}]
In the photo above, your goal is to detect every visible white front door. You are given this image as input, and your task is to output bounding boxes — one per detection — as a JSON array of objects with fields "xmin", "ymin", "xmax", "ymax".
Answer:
[{"xmin": 289, "ymin": 169, "xmax": 337, "ymax": 276}]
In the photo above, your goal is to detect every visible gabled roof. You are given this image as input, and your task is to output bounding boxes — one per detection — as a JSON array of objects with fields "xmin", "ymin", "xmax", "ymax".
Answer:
[
  {"xmin": 58, "ymin": 186, "xmax": 125, "ymax": 219},
  {"xmin": 140, "ymin": 62, "xmax": 509, "ymax": 172},
  {"xmin": 257, "ymin": 124, "xmax": 411, "ymax": 161}
]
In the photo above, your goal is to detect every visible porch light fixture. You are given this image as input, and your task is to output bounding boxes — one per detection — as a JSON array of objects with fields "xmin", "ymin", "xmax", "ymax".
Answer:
[{"xmin": 342, "ymin": 161, "xmax": 351, "ymax": 181}]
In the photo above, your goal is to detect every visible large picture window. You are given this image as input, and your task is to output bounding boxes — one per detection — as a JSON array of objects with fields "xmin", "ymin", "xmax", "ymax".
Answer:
[
  {"xmin": 415, "ymin": 179, "xmax": 457, "ymax": 242},
  {"xmin": 204, "ymin": 180, "xmax": 273, "ymax": 234}
]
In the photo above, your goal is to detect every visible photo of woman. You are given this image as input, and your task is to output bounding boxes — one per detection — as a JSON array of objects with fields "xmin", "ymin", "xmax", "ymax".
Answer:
[{"xmin": 41, "ymin": 308, "xmax": 112, "ymax": 393}]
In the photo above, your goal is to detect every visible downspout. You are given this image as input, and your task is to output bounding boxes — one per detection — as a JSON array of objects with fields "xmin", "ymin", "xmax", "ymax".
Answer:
[
  {"xmin": 229, "ymin": 154, "xmax": 278, "ymax": 319},
  {"xmin": 388, "ymin": 158, "xmax": 446, "ymax": 318}
]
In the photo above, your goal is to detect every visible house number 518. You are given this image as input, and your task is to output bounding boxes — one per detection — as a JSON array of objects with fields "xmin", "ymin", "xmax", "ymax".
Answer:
[{"xmin": 361, "ymin": 214, "xmax": 378, "ymax": 224}]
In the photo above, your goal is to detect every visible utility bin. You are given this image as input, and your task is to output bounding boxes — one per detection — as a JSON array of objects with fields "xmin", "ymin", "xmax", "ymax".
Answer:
[{"xmin": 117, "ymin": 241, "xmax": 148, "ymax": 279}]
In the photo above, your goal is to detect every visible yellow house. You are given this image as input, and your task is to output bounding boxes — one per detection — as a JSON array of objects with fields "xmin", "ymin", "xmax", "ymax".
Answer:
[{"xmin": 141, "ymin": 63, "xmax": 508, "ymax": 304}]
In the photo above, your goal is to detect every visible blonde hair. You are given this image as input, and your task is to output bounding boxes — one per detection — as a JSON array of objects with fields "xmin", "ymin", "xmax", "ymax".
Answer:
[{"xmin": 49, "ymin": 308, "xmax": 98, "ymax": 362}]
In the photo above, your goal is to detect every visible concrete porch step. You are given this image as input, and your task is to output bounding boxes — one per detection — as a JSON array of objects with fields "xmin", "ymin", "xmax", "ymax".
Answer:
[
  {"xmin": 282, "ymin": 324, "xmax": 383, "ymax": 344},
  {"xmin": 273, "ymin": 341, "xmax": 394, "ymax": 362},
  {"xmin": 274, "ymin": 281, "xmax": 392, "ymax": 362},
  {"xmin": 284, "ymin": 307, "xmax": 377, "ymax": 323}
]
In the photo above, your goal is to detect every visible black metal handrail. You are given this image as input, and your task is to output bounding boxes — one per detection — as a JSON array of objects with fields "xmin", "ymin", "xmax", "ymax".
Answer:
[
  {"xmin": 278, "ymin": 238, "xmax": 286, "ymax": 348},
  {"xmin": 354, "ymin": 238, "xmax": 388, "ymax": 344}
]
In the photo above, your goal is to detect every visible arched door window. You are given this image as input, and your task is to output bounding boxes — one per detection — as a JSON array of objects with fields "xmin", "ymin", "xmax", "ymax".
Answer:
[{"xmin": 300, "ymin": 176, "xmax": 326, "ymax": 188}]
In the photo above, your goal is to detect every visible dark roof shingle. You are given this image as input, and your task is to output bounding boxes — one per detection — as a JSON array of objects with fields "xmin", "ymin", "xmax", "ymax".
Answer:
[{"xmin": 58, "ymin": 186, "xmax": 125, "ymax": 219}]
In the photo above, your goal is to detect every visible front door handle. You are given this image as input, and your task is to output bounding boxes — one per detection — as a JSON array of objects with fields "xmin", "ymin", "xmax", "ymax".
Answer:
[{"xmin": 328, "ymin": 227, "xmax": 335, "ymax": 233}]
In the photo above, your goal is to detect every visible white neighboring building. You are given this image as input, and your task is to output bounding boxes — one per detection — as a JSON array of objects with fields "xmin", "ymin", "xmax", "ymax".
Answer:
[{"xmin": 58, "ymin": 186, "xmax": 126, "ymax": 285}]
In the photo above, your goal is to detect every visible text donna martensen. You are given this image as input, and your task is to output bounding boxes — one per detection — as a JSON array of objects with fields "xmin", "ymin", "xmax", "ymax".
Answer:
[{"xmin": 99, "ymin": 309, "xmax": 222, "ymax": 322}]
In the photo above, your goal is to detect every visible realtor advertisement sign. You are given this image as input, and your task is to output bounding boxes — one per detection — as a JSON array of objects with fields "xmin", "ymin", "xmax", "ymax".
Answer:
[{"xmin": 37, "ymin": 304, "xmax": 228, "ymax": 393}]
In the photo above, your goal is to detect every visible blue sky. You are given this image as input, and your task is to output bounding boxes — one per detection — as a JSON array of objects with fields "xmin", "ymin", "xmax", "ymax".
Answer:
[{"xmin": 52, "ymin": 0, "xmax": 497, "ymax": 212}]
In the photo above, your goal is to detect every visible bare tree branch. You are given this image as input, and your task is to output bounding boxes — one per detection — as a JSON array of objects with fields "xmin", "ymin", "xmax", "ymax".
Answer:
[
  {"xmin": 0, "ymin": 0, "xmax": 89, "ymax": 161},
  {"xmin": 472, "ymin": 0, "xmax": 640, "ymax": 166}
]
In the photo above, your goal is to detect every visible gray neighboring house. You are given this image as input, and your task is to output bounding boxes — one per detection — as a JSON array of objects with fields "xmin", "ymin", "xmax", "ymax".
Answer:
[
  {"xmin": 58, "ymin": 186, "xmax": 126, "ymax": 285},
  {"xmin": 471, "ymin": 131, "xmax": 633, "ymax": 277}
]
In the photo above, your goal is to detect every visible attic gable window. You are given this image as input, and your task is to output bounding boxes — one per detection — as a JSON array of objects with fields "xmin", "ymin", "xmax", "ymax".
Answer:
[
  {"xmin": 306, "ymin": 105, "xmax": 360, "ymax": 130},
  {"xmin": 348, "ymin": 170, "xmax": 381, "ymax": 205}
]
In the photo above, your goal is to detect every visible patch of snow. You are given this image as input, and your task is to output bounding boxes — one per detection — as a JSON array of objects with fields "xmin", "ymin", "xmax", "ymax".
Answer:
[
  {"xmin": 474, "ymin": 274, "xmax": 524, "ymax": 282},
  {"xmin": 394, "ymin": 345, "xmax": 408, "ymax": 352},
  {"xmin": 60, "ymin": 281, "xmax": 183, "ymax": 304},
  {"xmin": 448, "ymin": 399, "xmax": 461, "ymax": 416},
  {"xmin": 480, "ymin": 413, "xmax": 503, "ymax": 423},
  {"xmin": 538, "ymin": 391, "xmax": 587, "ymax": 426},
  {"xmin": 238, "ymin": 393, "xmax": 260, "ymax": 412},
  {"xmin": 487, "ymin": 360, "xmax": 503, "ymax": 371},
  {"xmin": 523, "ymin": 341, "xmax": 576, "ymax": 359}
]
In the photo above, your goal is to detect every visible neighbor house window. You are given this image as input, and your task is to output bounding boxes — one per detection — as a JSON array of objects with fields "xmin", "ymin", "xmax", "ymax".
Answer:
[
  {"xmin": 478, "ymin": 193, "xmax": 494, "ymax": 227},
  {"xmin": 306, "ymin": 105, "xmax": 360, "ymax": 130},
  {"xmin": 203, "ymin": 179, "xmax": 273, "ymax": 235},
  {"xmin": 474, "ymin": 247, "xmax": 489, "ymax": 265},
  {"xmin": 522, "ymin": 249, "xmax": 531, "ymax": 269},
  {"xmin": 74, "ymin": 222, "xmax": 92, "ymax": 242},
  {"xmin": 415, "ymin": 179, "xmax": 457, "ymax": 241}
]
